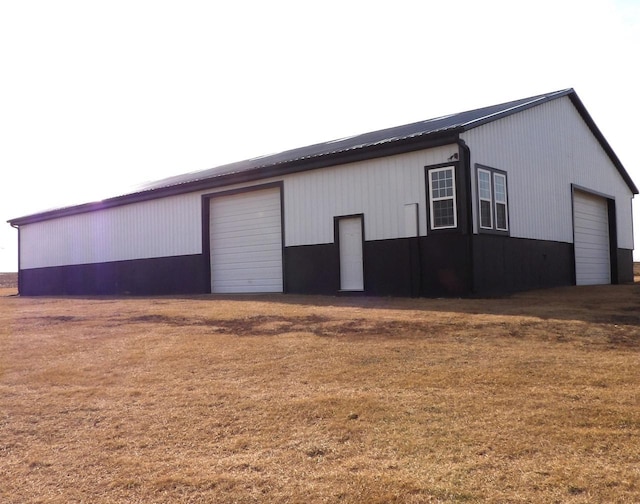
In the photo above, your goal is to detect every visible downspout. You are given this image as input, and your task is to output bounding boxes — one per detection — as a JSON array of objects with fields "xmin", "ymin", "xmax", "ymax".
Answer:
[
  {"xmin": 9, "ymin": 222, "xmax": 20, "ymax": 296},
  {"xmin": 457, "ymin": 138, "xmax": 474, "ymax": 294}
]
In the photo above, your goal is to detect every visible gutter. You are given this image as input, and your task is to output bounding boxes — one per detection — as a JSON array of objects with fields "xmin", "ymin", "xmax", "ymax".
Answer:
[{"xmin": 457, "ymin": 137, "xmax": 475, "ymax": 295}]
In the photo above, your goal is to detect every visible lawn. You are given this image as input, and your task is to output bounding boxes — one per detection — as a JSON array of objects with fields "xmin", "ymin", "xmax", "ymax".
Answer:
[{"xmin": 1, "ymin": 279, "xmax": 639, "ymax": 503}]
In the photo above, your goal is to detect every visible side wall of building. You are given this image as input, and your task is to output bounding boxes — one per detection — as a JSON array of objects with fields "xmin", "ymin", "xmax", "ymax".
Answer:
[{"xmin": 18, "ymin": 144, "xmax": 472, "ymax": 295}]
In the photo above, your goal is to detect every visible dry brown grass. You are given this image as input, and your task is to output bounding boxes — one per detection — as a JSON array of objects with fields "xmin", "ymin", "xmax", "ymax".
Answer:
[{"xmin": 1, "ymin": 282, "xmax": 640, "ymax": 502}]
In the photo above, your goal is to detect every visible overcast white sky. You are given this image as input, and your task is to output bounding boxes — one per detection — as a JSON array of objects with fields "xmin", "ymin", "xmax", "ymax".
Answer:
[{"xmin": 1, "ymin": 0, "xmax": 639, "ymax": 272}]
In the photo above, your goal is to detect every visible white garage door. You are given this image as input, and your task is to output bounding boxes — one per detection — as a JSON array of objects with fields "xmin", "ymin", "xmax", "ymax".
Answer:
[
  {"xmin": 210, "ymin": 187, "xmax": 283, "ymax": 293},
  {"xmin": 573, "ymin": 190, "xmax": 611, "ymax": 286}
]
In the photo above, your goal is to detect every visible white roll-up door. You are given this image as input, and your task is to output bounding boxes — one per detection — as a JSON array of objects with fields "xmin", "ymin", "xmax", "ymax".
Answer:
[
  {"xmin": 210, "ymin": 187, "xmax": 283, "ymax": 293},
  {"xmin": 573, "ymin": 190, "xmax": 611, "ymax": 286}
]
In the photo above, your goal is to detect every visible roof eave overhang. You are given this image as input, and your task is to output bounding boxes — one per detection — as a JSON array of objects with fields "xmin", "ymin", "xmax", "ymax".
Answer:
[{"xmin": 8, "ymin": 131, "xmax": 461, "ymax": 226}]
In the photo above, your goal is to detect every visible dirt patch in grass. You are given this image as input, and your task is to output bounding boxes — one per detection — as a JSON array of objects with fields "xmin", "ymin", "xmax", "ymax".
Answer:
[{"xmin": 1, "ymin": 285, "xmax": 640, "ymax": 502}]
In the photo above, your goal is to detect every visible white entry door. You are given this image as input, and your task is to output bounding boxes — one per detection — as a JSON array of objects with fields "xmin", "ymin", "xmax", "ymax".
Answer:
[
  {"xmin": 338, "ymin": 216, "xmax": 364, "ymax": 291},
  {"xmin": 210, "ymin": 187, "xmax": 283, "ymax": 293},
  {"xmin": 573, "ymin": 190, "xmax": 611, "ymax": 286}
]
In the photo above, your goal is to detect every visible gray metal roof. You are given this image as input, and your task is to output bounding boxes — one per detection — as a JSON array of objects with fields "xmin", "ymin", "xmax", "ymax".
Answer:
[
  {"xmin": 8, "ymin": 88, "xmax": 637, "ymax": 225},
  {"xmin": 134, "ymin": 89, "xmax": 573, "ymax": 193}
]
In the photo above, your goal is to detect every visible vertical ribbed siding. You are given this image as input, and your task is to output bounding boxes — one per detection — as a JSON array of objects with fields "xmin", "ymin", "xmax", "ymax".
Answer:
[
  {"xmin": 283, "ymin": 144, "xmax": 457, "ymax": 246},
  {"xmin": 19, "ymin": 143, "xmax": 457, "ymax": 269},
  {"xmin": 461, "ymin": 97, "xmax": 634, "ymax": 248},
  {"xmin": 20, "ymin": 193, "xmax": 203, "ymax": 269}
]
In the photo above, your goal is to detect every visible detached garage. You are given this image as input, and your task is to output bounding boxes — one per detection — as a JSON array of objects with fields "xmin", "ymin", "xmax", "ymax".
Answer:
[{"xmin": 7, "ymin": 88, "xmax": 637, "ymax": 297}]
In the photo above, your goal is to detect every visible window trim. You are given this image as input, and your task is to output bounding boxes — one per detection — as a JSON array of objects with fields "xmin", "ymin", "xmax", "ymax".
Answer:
[
  {"xmin": 493, "ymin": 172, "xmax": 508, "ymax": 231},
  {"xmin": 475, "ymin": 164, "xmax": 509, "ymax": 235},
  {"xmin": 477, "ymin": 168, "xmax": 493, "ymax": 230},
  {"xmin": 428, "ymin": 166, "xmax": 457, "ymax": 230}
]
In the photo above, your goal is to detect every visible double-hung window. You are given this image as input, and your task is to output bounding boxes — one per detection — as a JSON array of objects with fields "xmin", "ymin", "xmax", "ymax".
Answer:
[
  {"xmin": 476, "ymin": 165, "xmax": 509, "ymax": 233},
  {"xmin": 428, "ymin": 166, "xmax": 457, "ymax": 229}
]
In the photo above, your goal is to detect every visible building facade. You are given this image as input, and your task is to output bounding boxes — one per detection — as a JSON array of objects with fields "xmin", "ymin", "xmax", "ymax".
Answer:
[{"xmin": 8, "ymin": 89, "xmax": 637, "ymax": 296}]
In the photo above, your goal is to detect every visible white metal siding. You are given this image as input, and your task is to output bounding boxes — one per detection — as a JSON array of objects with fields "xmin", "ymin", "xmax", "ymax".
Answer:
[
  {"xmin": 573, "ymin": 191, "xmax": 611, "ymax": 285},
  {"xmin": 19, "ymin": 144, "xmax": 456, "ymax": 270},
  {"xmin": 284, "ymin": 144, "xmax": 457, "ymax": 246},
  {"xmin": 209, "ymin": 187, "xmax": 283, "ymax": 293},
  {"xmin": 461, "ymin": 97, "xmax": 634, "ymax": 249},
  {"xmin": 19, "ymin": 193, "xmax": 203, "ymax": 269},
  {"xmin": 338, "ymin": 217, "xmax": 364, "ymax": 290}
]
